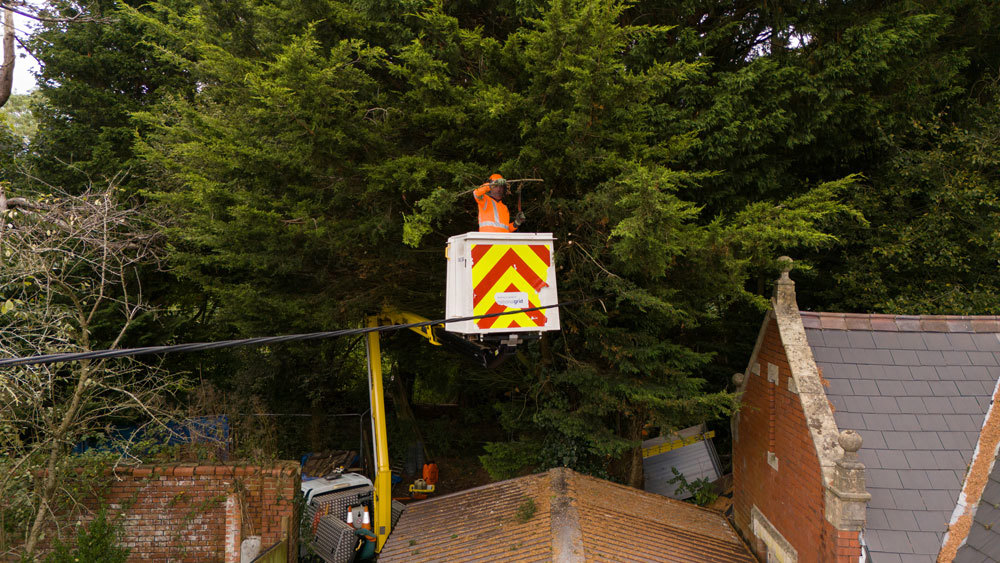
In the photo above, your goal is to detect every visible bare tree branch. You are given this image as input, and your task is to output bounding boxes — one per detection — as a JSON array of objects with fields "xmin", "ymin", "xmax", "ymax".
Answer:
[
  {"xmin": 0, "ymin": 182, "xmax": 187, "ymax": 557},
  {"xmin": 0, "ymin": 1, "xmax": 110, "ymax": 24}
]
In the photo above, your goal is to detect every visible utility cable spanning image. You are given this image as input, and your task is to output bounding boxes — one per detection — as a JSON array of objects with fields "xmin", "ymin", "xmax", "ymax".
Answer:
[{"xmin": 0, "ymin": 301, "xmax": 585, "ymax": 368}]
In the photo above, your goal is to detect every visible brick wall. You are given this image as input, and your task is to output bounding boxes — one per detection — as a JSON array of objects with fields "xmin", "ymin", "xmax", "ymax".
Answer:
[
  {"xmin": 733, "ymin": 317, "xmax": 860, "ymax": 562},
  {"xmin": 40, "ymin": 463, "xmax": 299, "ymax": 563}
]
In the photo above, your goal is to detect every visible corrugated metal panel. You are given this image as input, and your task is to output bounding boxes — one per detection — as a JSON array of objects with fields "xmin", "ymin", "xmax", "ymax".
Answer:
[
  {"xmin": 643, "ymin": 439, "xmax": 721, "ymax": 499},
  {"xmin": 312, "ymin": 515, "xmax": 355, "ymax": 563}
]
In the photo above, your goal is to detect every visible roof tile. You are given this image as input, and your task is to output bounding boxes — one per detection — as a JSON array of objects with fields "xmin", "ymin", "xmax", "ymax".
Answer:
[
  {"xmin": 897, "ymin": 397, "xmax": 927, "ymax": 414},
  {"xmin": 916, "ymin": 414, "xmax": 949, "ymax": 432},
  {"xmin": 933, "ymin": 449, "xmax": 970, "ymax": 470},
  {"xmin": 916, "ymin": 350, "xmax": 947, "ymax": 366},
  {"xmin": 848, "ymin": 331, "xmax": 877, "ymax": 349},
  {"xmin": 863, "ymin": 413, "xmax": 894, "ymax": 431},
  {"xmin": 904, "ymin": 450, "xmax": 938, "ymax": 470},
  {"xmin": 950, "ymin": 397, "xmax": 981, "ymax": 413},
  {"xmin": 866, "ymin": 508, "xmax": 889, "ymax": 529},
  {"xmin": 868, "ymin": 469, "xmax": 903, "ymax": 489},
  {"xmin": 859, "ymin": 430, "xmax": 887, "ymax": 449},
  {"xmin": 890, "ymin": 489, "xmax": 926, "ymax": 511},
  {"xmin": 966, "ymin": 351, "xmax": 998, "ymax": 366},
  {"xmin": 896, "ymin": 332, "xmax": 927, "ymax": 350},
  {"xmin": 956, "ymin": 381, "xmax": 986, "ymax": 395},
  {"xmin": 922, "ymin": 396, "xmax": 956, "ymax": 414},
  {"xmin": 877, "ymin": 529, "xmax": 915, "ymax": 553},
  {"xmin": 822, "ymin": 330, "xmax": 850, "ymax": 347},
  {"xmin": 922, "ymin": 333, "xmax": 952, "ymax": 350},
  {"xmin": 897, "ymin": 470, "xmax": 931, "ymax": 490},
  {"xmin": 891, "ymin": 349, "xmax": 919, "ymax": 365},
  {"xmin": 845, "ymin": 349, "xmax": 894, "ymax": 365},
  {"xmin": 812, "ymin": 347, "xmax": 843, "ymax": 363},
  {"xmin": 938, "ymin": 431, "xmax": 972, "ymax": 450},
  {"xmin": 827, "ymin": 362, "xmax": 861, "ymax": 379},
  {"xmin": 906, "ymin": 381, "xmax": 934, "ymax": 395},
  {"xmin": 851, "ymin": 380, "xmax": 880, "ymax": 396},
  {"xmin": 941, "ymin": 351, "xmax": 973, "ymax": 366},
  {"xmin": 844, "ymin": 395, "xmax": 874, "ymax": 413},
  {"xmin": 890, "ymin": 414, "xmax": 922, "ymax": 431},
  {"xmin": 911, "ymin": 366, "xmax": 940, "ymax": 381},
  {"xmin": 920, "ymin": 489, "xmax": 959, "ymax": 511},
  {"xmin": 873, "ymin": 332, "xmax": 903, "ymax": 348},
  {"xmin": 943, "ymin": 414, "xmax": 981, "ymax": 432},
  {"xmin": 913, "ymin": 510, "xmax": 949, "ymax": 532},
  {"xmin": 869, "ymin": 396, "xmax": 901, "ymax": 414},
  {"xmin": 876, "ymin": 380, "xmax": 907, "ymax": 396},
  {"xmin": 884, "ymin": 509, "xmax": 920, "ymax": 531},
  {"xmin": 959, "ymin": 366, "xmax": 993, "ymax": 380},
  {"xmin": 910, "ymin": 433, "xmax": 944, "ymax": 450},
  {"xmin": 858, "ymin": 364, "xmax": 887, "ymax": 379},
  {"xmin": 948, "ymin": 333, "xmax": 978, "ymax": 351},
  {"xmin": 869, "ymin": 488, "xmax": 896, "ymax": 509},
  {"xmin": 909, "ymin": 531, "xmax": 946, "ymax": 555},
  {"xmin": 877, "ymin": 450, "xmax": 909, "ymax": 470},
  {"xmin": 928, "ymin": 381, "xmax": 960, "ymax": 395},
  {"xmin": 881, "ymin": 431, "xmax": 916, "ymax": 450},
  {"xmin": 925, "ymin": 470, "xmax": 962, "ymax": 489},
  {"xmin": 972, "ymin": 333, "xmax": 1000, "ymax": 350},
  {"xmin": 882, "ymin": 366, "xmax": 913, "ymax": 380}
]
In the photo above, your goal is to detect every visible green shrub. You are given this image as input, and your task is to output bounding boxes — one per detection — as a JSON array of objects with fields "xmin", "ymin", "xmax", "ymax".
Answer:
[{"xmin": 44, "ymin": 507, "xmax": 129, "ymax": 563}]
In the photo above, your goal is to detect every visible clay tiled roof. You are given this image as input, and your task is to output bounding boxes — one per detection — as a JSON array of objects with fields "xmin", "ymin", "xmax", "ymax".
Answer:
[
  {"xmin": 379, "ymin": 467, "xmax": 754, "ymax": 562},
  {"xmin": 802, "ymin": 312, "xmax": 1000, "ymax": 563}
]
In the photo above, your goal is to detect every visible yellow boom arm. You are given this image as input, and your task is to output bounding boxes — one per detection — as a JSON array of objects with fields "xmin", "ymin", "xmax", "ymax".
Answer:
[{"xmin": 365, "ymin": 310, "xmax": 441, "ymax": 552}]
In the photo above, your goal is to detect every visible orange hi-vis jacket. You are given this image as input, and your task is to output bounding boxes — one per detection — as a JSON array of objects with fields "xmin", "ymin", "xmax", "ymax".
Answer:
[{"xmin": 474, "ymin": 183, "xmax": 517, "ymax": 233}]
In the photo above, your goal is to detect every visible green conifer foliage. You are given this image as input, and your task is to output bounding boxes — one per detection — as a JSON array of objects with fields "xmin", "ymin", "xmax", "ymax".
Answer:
[{"xmin": 126, "ymin": 0, "xmax": 851, "ymax": 481}]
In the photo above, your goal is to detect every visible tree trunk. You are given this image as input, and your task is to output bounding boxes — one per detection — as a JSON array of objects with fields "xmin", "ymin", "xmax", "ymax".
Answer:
[
  {"xmin": 23, "ymin": 361, "xmax": 92, "ymax": 555},
  {"xmin": 0, "ymin": 7, "xmax": 14, "ymax": 108},
  {"xmin": 609, "ymin": 411, "xmax": 646, "ymax": 488}
]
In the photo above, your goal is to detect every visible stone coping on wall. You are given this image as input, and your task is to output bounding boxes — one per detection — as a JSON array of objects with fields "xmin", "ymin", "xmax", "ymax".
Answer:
[
  {"xmin": 800, "ymin": 312, "xmax": 1000, "ymax": 332},
  {"xmin": 107, "ymin": 461, "xmax": 300, "ymax": 479}
]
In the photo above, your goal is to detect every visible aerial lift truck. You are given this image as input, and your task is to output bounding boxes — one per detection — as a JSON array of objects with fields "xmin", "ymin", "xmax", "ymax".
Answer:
[
  {"xmin": 301, "ymin": 231, "xmax": 560, "ymax": 561},
  {"xmin": 364, "ymin": 231, "xmax": 561, "ymax": 554}
]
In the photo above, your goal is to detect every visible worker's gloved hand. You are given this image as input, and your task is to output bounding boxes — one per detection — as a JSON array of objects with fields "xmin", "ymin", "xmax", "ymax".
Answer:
[{"xmin": 514, "ymin": 211, "xmax": 525, "ymax": 228}]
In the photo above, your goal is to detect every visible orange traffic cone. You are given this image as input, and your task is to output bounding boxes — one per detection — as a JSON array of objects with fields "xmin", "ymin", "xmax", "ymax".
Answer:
[
  {"xmin": 346, "ymin": 505, "xmax": 354, "ymax": 528},
  {"xmin": 362, "ymin": 506, "xmax": 372, "ymax": 531}
]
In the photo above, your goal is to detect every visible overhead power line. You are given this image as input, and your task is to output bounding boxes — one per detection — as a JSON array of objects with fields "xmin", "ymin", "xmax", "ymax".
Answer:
[{"xmin": 0, "ymin": 301, "xmax": 583, "ymax": 368}]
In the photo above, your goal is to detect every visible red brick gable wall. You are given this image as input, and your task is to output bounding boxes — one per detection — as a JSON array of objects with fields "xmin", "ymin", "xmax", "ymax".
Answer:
[{"xmin": 733, "ymin": 317, "xmax": 859, "ymax": 562}]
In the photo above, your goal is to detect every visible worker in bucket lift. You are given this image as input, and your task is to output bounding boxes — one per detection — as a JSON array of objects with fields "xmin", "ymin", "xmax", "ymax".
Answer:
[{"xmin": 474, "ymin": 173, "xmax": 525, "ymax": 232}]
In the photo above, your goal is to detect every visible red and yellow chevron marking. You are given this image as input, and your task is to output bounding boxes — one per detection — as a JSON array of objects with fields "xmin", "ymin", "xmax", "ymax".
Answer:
[{"xmin": 471, "ymin": 244, "xmax": 551, "ymax": 329}]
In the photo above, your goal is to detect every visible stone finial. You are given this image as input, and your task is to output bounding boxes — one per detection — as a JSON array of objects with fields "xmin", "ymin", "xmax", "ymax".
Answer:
[
  {"xmin": 732, "ymin": 372, "xmax": 744, "ymax": 386},
  {"xmin": 825, "ymin": 428, "xmax": 871, "ymax": 531},
  {"xmin": 838, "ymin": 430, "xmax": 863, "ymax": 457},
  {"xmin": 773, "ymin": 256, "xmax": 797, "ymax": 311},
  {"xmin": 777, "ymin": 256, "xmax": 793, "ymax": 278}
]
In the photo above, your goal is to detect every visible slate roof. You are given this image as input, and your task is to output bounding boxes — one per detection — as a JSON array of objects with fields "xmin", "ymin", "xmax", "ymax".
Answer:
[
  {"xmin": 801, "ymin": 312, "xmax": 999, "ymax": 563},
  {"xmin": 379, "ymin": 467, "xmax": 755, "ymax": 562},
  {"xmin": 955, "ymin": 461, "xmax": 1000, "ymax": 562}
]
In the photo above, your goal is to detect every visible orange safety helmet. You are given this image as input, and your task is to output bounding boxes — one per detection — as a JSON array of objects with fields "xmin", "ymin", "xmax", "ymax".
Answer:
[{"xmin": 488, "ymin": 174, "xmax": 507, "ymax": 198}]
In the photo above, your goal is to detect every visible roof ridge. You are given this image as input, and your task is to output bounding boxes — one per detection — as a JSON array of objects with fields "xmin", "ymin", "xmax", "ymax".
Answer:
[
  {"xmin": 548, "ymin": 467, "xmax": 584, "ymax": 562},
  {"xmin": 800, "ymin": 311, "xmax": 1000, "ymax": 333}
]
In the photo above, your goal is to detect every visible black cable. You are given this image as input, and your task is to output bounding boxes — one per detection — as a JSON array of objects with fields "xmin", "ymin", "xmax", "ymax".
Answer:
[{"xmin": 0, "ymin": 300, "xmax": 585, "ymax": 368}]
